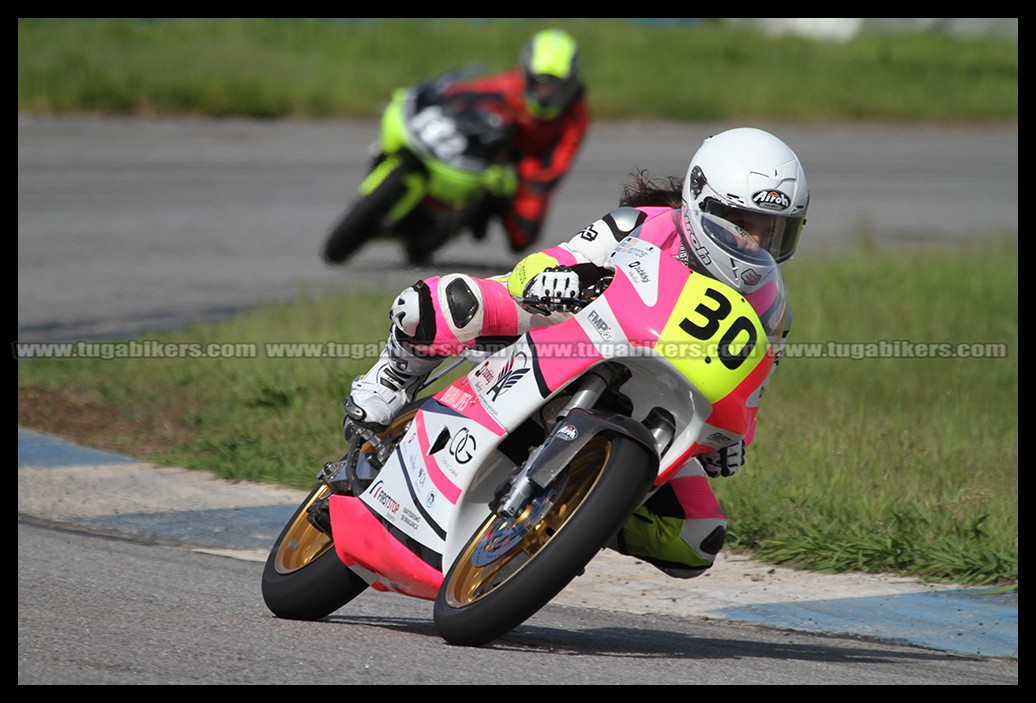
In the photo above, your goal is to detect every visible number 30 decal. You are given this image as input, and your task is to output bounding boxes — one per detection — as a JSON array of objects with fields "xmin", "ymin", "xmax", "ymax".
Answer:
[{"xmin": 678, "ymin": 287, "xmax": 757, "ymax": 370}]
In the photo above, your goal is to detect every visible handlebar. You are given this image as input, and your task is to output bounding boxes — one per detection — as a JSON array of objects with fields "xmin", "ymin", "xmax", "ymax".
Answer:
[
  {"xmin": 519, "ymin": 296, "xmax": 592, "ymax": 314},
  {"xmin": 519, "ymin": 273, "xmax": 613, "ymax": 315}
]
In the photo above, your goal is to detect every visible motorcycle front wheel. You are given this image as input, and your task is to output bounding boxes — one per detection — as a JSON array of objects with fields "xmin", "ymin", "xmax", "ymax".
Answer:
[
  {"xmin": 433, "ymin": 435, "xmax": 656, "ymax": 646},
  {"xmin": 322, "ymin": 155, "xmax": 414, "ymax": 265}
]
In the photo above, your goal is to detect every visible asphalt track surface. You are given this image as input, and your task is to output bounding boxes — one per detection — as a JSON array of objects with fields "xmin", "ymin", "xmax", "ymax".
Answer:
[
  {"xmin": 17, "ymin": 117, "xmax": 1018, "ymax": 678},
  {"xmin": 18, "ymin": 428, "xmax": 1018, "ymax": 663},
  {"xmin": 17, "ymin": 116, "xmax": 1018, "ymax": 342}
]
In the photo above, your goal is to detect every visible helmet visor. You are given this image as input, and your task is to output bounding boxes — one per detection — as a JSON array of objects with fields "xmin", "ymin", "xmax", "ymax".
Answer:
[
  {"xmin": 696, "ymin": 210, "xmax": 778, "ymax": 269},
  {"xmin": 524, "ymin": 73, "xmax": 571, "ymax": 115},
  {"xmin": 702, "ymin": 198, "xmax": 804, "ymax": 263},
  {"xmin": 689, "ymin": 210, "xmax": 787, "ymax": 338}
]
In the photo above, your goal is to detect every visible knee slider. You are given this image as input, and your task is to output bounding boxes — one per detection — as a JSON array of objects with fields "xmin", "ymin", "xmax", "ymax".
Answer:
[{"xmin": 701, "ymin": 524, "xmax": 727, "ymax": 557}]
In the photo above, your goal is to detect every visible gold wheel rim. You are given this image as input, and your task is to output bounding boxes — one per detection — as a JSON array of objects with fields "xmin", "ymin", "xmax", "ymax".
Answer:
[
  {"xmin": 444, "ymin": 437, "xmax": 612, "ymax": 607},
  {"xmin": 273, "ymin": 484, "xmax": 335, "ymax": 574}
]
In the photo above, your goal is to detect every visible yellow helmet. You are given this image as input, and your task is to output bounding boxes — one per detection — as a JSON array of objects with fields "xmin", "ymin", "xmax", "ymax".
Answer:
[{"xmin": 520, "ymin": 29, "xmax": 582, "ymax": 119}]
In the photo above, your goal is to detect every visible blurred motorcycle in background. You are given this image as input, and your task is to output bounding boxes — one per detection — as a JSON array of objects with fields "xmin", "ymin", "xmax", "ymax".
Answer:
[{"xmin": 322, "ymin": 69, "xmax": 518, "ymax": 267}]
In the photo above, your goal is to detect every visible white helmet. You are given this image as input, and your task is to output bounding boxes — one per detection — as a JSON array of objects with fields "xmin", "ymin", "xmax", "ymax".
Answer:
[{"xmin": 681, "ymin": 127, "xmax": 808, "ymax": 264}]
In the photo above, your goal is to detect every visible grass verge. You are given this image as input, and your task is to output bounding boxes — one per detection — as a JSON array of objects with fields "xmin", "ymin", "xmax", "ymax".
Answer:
[{"xmin": 17, "ymin": 235, "xmax": 1018, "ymax": 586}]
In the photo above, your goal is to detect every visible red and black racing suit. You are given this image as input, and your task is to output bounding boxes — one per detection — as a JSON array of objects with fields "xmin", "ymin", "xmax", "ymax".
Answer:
[{"xmin": 441, "ymin": 68, "xmax": 590, "ymax": 252}]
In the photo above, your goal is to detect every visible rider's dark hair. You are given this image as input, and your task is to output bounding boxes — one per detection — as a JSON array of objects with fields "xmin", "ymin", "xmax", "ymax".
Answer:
[{"xmin": 619, "ymin": 170, "xmax": 684, "ymax": 208}]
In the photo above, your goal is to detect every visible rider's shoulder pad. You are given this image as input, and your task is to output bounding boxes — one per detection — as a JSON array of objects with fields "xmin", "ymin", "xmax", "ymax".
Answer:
[{"xmin": 606, "ymin": 207, "xmax": 648, "ymax": 237}]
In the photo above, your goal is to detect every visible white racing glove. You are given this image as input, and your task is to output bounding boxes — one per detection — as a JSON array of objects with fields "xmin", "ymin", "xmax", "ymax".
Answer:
[
  {"xmin": 522, "ymin": 268, "xmax": 582, "ymax": 312},
  {"xmin": 700, "ymin": 441, "xmax": 745, "ymax": 478}
]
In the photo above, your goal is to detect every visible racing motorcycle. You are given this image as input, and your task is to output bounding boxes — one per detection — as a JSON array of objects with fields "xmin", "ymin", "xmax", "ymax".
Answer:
[
  {"xmin": 322, "ymin": 69, "xmax": 519, "ymax": 267},
  {"xmin": 264, "ymin": 229, "xmax": 785, "ymax": 646}
]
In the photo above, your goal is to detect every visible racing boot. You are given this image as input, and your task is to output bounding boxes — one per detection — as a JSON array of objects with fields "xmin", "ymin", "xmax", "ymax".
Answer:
[
  {"xmin": 344, "ymin": 330, "xmax": 442, "ymax": 431},
  {"xmin": 605, "ymin": 485, "xmax": 727, "ymax": 579}
]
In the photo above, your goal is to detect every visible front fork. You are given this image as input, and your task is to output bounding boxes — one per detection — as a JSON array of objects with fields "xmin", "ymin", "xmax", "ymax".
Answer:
[
  {"xmin": 495, "ymin": 363, "xmax": 627, "ymax": 519},
  {"xmin": 360, "ymin": 150, "xmax": 427, "ymax": 224}
]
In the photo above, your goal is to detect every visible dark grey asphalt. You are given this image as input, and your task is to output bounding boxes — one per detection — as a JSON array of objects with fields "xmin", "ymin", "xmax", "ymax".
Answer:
[{"xmin": 17, "ymin": 117, "xmax": 1018, "ymax": 343}]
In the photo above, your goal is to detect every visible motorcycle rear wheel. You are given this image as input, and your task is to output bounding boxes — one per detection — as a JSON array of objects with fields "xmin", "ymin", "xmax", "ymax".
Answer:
[
  {"xmin": 322, "ymin": 158, "xmax": 412, "ymax": 265},
  {"xmin": 433, "ymin": 435, "xmax": 656, "ymax": 646},
  {"xmin": 261, "ymin": 483, "xmax": 369, "ymax": 620},
  {"xmin": 261, "ymin": 405, "xmax": 422, "ymax": 620}
]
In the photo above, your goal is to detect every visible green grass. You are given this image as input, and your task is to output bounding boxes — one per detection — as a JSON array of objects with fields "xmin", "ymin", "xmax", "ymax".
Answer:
[
  {"xmin": 18, "ymin": 18, "xmax": 1018, "ymax": 123},
  {"xmin": 17, "ymin": 236, "xmax": 1018, "ymax": 586},
  {"xmin": 717, "ymin": 236, "xmax": 1018, "ymax": 585}
]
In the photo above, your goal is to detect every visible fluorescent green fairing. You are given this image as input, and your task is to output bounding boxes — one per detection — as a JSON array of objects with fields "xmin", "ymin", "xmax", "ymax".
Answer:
[
  {"xmin": 378, "ymin": 89, "xmax": 410, "ymax": 154},
  {"xmin": 375, "ymin": 86, "xmax": 514, "ymax": 208},
  {"xmin": 424, "ymin": 160, "xmax": 501, "ymax": 205}
]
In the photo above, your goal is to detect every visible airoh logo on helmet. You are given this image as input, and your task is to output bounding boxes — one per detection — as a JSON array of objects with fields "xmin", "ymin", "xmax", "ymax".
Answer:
[{"xmin": 752, "ymin": 189, "xmax": 791, "ymax": 211}]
